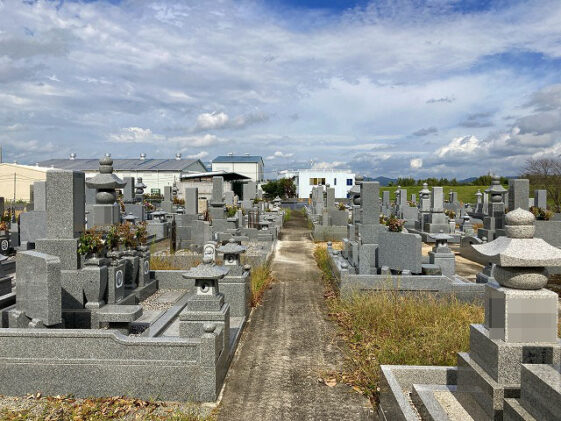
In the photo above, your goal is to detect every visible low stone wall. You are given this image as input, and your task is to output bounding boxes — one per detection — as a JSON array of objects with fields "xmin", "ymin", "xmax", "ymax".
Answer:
[
  {"xmin": 0, "ymin": 328, "xmax": 228, "ymax": 401},
  {"xmin": 312, "ymin": 225, "xmax": 347, "ymax": 242},
  {"xmin": 327, "ymin": 246, "xmax": 485, "ymax": 303}
]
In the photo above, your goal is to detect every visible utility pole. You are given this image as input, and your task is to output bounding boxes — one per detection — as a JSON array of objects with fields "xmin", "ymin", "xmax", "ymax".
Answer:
[{"xmin": 12, "ymin": 172, "xmax": 16, "ymax": 223}]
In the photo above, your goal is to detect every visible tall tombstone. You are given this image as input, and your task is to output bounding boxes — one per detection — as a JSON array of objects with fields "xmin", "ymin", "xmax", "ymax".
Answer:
[
  {"xmin": 483, "ymin": 191, "xmax": 489, "ymax": 215},
  {"xmin": 361, "ymin": 182, "xmax": 380, "ymax": 225},
  {"xmin": 28, "ymin": 184, "xmax": 34, "ymax": 211},
  {"xmin": 326, "ymin": 187, "xmax": 335, "ymax": 209},
  {"xmin": 185, "ymin": 187, "xmax": 199, "ymax": 215},
  {"xmin": 85, "ymin": 184, "xmax": 97, "ymax": 204},
  {"xmin": 382, "ymin": 190, "xmax": 390, "ymax": 207},
  {"xmin": 163, "ymin": 186, "xmax": 172, "ymax": 203},
  {"xmin": 508, "ymin": 178, "xmax": 529, "ymax": 211},
  {"xmin": 209, "ymin": 177, "xmax": 226, "ymax": 221},
  {"xmin": 33, "ymin": 181, "xmax": 46, "ymax": 212},
  {"xmin": 535, "ymin": 189, "xmax": 547, "ymax": 209},
  {"xmin": 35, "ymin": 170, "xmax": 85, "ymax": 271},
  {"xmin": 123, "ymin": 176, "xmax": 135, "ymax": 203},
  {"xmin": 224, "ymin": 191, "xmax": 234, "ymax": 207},
  {"xmin": 211, "ymin": 176, "xmax": 224, "ymax": 205},
  {"xmin": 0, "ymin": 197, "xmax": 4, "ymax": 217},
  {"xmin": 243, "ymin": 181, "xmax": 257, "ymax": 200},
  {"xmin": 399, "ymin": 188, "xmax": 407, "ymax": 208},
  {"xmin": 431, "ymin": 187, "xmax": 444, "ymax": 212}
]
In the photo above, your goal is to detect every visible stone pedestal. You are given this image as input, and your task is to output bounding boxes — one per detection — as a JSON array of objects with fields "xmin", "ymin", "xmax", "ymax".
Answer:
[{"xmin": 106, "ymin": 259, "xmax": 125, "ymax": 304}]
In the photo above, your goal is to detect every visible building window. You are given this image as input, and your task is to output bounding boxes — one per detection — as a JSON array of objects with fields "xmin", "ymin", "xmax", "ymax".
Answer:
[
  {"xmin": 346, "ymin": 179, "xmax": 353, "ymax": 186},
  {"xmin": 333, "ymin": 178, "xmax": 337, "ymax": 185},
  {"xmin": 151, "ymin": 188, "xmax": 161, "ymax": 195},
  {"xmin": 309, "ymin": 178, "xmax": 326, "ymax": 186}
]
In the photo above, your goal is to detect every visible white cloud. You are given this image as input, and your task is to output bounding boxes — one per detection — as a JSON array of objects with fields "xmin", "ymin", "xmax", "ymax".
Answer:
[
  {"xmin": 110, "ymin": 127, "xmax": 164, "ymax": 144},
  {"xmin": 436, "ymin": 135, "xmax": 482, "ymax": 158},
  {"xmin": 267, "ymin": 151, "xmax": 294, "ymax": 159},
  {"xmin": 311, "ymin": 161, "xmax": 346, "ymax": 170},
  {"xmin": 168, "ymin": 134, "xmax": 224, "ymax": 147},
  {"xmin": 410, "ymin": 158, "xmax": 423, "ymax": 169},
  {"xmin": 186, "ymin": 151, "xmax": 209, "ymax": 160},
  {"xmin": 194, "ymin": 112, "xmax": 229, "ymax": 131}
]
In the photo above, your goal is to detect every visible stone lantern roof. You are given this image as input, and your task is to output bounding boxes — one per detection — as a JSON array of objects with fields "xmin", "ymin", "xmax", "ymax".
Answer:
[
  {"xmin": 473, "ymin": 208, "xmax": 561, "ymax": 267},
  {"xmin": 217, "ymin": 238, "xmax": 247, "ymax": 255},
  {"xmin": 182, "ymin": 256, "xmax": 230, "ymax": 280},
  {"xmin": 430, "ymin": 231, "xmax": 453, "ymax": 243},
  {"xmin": 85, "ymin": 155, "xmax": 126, "ymax": 191},
  {"xmin": 419, "ymin": 183, "xmax": 430, "ymax": 197},
  {"xmin": 484, "ymin": 176, "xmax": 507, "ymax": 198}
]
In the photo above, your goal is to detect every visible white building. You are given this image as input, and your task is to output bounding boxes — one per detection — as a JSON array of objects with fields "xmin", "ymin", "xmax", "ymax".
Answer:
[
  {"xmin": 281, "ymin": 169, "xmax": 355, "ymax": 199},
  {"xmin": 211, "ymin": 154, "xmax": 264, "ymax": 182},
  {"xmin": 38, "ymin": 153, "xmax": 208, "ymax": 194}
]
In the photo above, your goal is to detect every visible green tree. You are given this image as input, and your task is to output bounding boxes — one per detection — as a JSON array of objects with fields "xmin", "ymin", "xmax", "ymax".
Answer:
[{"xmin": 261, "ymin": 178, "xmax": 297, "ymax": 199}]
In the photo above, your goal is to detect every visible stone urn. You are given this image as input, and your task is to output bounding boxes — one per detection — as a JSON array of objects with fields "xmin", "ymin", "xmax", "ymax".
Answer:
[
  {"xmin": 83, "ymin": 256, "xmax": 109, "ymax": 308},
  {"xmin": 473, "ymin": 208, "xmax": 561, "ymax": 289}
]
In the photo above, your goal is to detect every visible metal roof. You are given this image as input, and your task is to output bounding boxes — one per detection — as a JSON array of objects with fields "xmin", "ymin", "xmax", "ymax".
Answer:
[
  {"xmin": 181, "ymin": 170, "xmax": 250, "ymax": 181},
  {"xmin": 37, "ymin": 158, "xmax": 206, "ymax": 172},
  {"xmin": 212, "ymin": 155, "xmax": 264, "ymax": 165}
]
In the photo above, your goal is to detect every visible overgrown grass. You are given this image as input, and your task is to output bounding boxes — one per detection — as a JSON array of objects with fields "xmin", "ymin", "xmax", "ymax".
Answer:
[
  {"xmin": 283, "ymin": 208, "xmax": 292, "ymax": 223},
  {"xmin": 150, "ymin": 255, "xmax": 182, "ymax": 270},
  {"xmin": 0, "ymin": 395, "xmax": 215, "ymax": 421},
  {"xmin": 250, "ymin": 263, "xmax": 273, "ymax": 307},
  {"xmin": 314, "ymin": 245, "xmax": 484, "ymax": 404}
]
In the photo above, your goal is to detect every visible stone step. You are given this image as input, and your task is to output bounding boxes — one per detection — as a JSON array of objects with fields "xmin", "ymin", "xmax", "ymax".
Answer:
[
  {"xmin": 411, "ymin": 384, "xmax": 456, "ymax": 420},
  {"xmin": 519, "ymin": 364, "xmax": 561, "ymax": 421},
  {"xmin": 469, "ymin": 323, "xmax": 561, "ymax": 385},
  {"xmin": 456, "ymin": 352, "xmax": 520, "ymax": 420},
  {"xmin": 503, "ymin": 399, "xmax": 537, "ymax": 421}
]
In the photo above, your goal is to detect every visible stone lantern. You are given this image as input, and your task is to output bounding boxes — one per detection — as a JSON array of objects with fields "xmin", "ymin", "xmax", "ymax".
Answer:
[
  {"xmin": 179, "ymin": 254, "xmax": 230, "ymax": 344},
  {"xmin": 452, "ymin": 207, "xmax": 561, "ymax": 419},
  {"xmin": 86, "ymin": 154, "xmax": 126, "ymax": 226},
  {"xmin": 473, "ymin": 207, "xmax": 561, "ymax": 290},
  {"xmin": 134, "ymin": 177, "xmax": 146, "ymax": 203},
  {"xmin": 428, "ymin": 230, "xmax": 455, "ymax": 278},
  {"xmin": 217, "ymin": 238, "xmax": 246, "ymax": 267},
  {"xmin": 123, "ymin": 212, "xmax": 137, "ymax": 225}
]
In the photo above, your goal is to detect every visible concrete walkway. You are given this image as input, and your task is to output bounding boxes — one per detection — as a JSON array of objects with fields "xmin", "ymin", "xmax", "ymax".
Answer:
[{"xmin": 217, "ymin": 211, "xmax": 374, "ymax": 421}]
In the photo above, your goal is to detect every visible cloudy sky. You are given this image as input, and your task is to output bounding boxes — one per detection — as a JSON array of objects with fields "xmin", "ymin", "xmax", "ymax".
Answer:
[{"xmin": 1, "ymin": 0, "xmax": 561, "ymax": 179}]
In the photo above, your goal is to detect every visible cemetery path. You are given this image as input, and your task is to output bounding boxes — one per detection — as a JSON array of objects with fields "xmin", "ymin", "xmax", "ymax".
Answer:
[{"xmin": 217, "ymin": 210, "xmax": 374, "ymax": 421}]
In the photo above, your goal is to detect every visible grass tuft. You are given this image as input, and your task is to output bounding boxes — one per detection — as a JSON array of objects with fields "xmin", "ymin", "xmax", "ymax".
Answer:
[
  {"xmin": 314, "ymin": 245, "xmax": 484, "ymax": 404},
  {"xmin": 283, "ymin": 208, "xmax": 291, "ymax": 223},
  {"xmin": 150, "ymin": 255, "xmax": 182, "ymax": 270},
  {"xmin": 250, "ymin": 263, "xmax": 274, "ymax": 307},
  {"xmin": 0, "ymin": 395, "xmax": 215, "ymax": 421}
]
